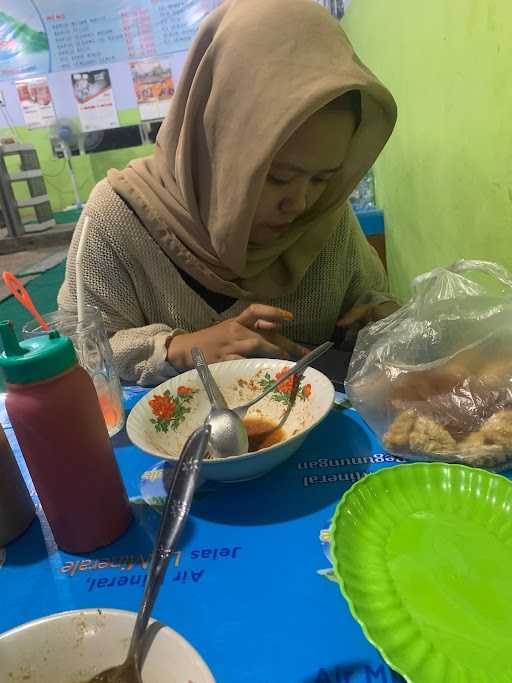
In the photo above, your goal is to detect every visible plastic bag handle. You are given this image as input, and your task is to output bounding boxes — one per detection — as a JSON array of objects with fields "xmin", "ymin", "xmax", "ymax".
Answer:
[
  {"xmin": 412, "ymin": 259, "xmax": 512, "ymax": 296},
  {"xmin": 451, "ymin": 259, "xmax": 512, "ymax": 287}
]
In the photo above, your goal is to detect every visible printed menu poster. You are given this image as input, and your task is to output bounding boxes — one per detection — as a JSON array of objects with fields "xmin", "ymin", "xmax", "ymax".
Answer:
[
  {"xmin": 15, "ymin": 77, "xmax": 56, "ymax": 129},
  {"xmin": 71, "ymin": 68, "xmax": 119, "ymax": 132},
  {"xmin": 130, "ymin": 58, "xmax": 175, "ymax": 121}
]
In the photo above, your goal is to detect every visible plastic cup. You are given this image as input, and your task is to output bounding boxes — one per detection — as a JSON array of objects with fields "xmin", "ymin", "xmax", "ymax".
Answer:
[{"xmin": 23, "ymin": 306, "xmax": 125, "ymax": 437}]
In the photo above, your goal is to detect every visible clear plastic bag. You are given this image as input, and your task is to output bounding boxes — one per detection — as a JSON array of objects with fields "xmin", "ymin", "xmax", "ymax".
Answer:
[{"xmin": 345, "ymin": 260, "xmax": 512, "ymax": 471}]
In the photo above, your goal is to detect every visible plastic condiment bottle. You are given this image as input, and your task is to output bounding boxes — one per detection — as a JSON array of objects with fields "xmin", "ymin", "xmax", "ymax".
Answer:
[
  {"xmin": 0, "ymin": 424, "xmax": 35, "ymax": 547},
  {"xmin": 0, "ymin": 321, "xmax": 132, "ymax": 554}
]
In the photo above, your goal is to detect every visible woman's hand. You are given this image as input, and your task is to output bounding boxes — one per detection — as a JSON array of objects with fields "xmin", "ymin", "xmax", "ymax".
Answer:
[
  {"xmin": 335, "ymin": 300, "xmax": 400, "ymax": 351},
  {"xmin": 336, "ymin": 300, "xmax": 400, "ymax": 330},
  {"xmin": 167, "ymin": 304, "xmax": 307, "ymax": 370}
]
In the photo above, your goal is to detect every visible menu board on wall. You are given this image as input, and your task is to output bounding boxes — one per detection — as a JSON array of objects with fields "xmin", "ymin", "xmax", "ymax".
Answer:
[
  {"xmin": 72, "ymin": 68, "xmax": 119, "ymax": 132},
  {"xmin": 0, "ymin": 0, "xmax": 220, "ymax": 80},
  {"xmin": 15, "ymin": 77, "xmax": 57, "ymax": 129},
  {"xmin": 1, "ymin": 1, "xmax": 353, "ymax": 81},
  {"xmin": 0, "ymin": 1, "xmax": 51, "ymax": 80}
]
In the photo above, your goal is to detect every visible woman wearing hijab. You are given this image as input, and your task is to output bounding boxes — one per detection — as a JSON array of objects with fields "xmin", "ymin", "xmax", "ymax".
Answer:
[{"xmin": 59, "ymin": 0, "xmax": 397, "ymax": 385}]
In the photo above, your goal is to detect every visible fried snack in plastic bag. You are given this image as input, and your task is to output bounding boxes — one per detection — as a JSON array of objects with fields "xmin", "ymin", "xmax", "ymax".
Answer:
[{"xmin": 345, "ymin": 260, "xmax": 512, "ymax": 471}]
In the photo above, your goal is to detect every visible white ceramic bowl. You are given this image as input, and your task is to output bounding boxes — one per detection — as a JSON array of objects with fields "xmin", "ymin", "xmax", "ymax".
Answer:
[
  {"xmin": 127, "ymin": 358, "xmax": 334, "ymax": 482},
  {"xmin": 0, "ymin": 608, "xmax": 215, "ymax": 683}
]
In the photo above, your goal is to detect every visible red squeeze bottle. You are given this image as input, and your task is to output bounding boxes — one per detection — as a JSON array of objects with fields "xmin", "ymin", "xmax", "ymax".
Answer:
[{"xmin": 0, "ymin": 321, "xmax": 132, "ymax": 554}]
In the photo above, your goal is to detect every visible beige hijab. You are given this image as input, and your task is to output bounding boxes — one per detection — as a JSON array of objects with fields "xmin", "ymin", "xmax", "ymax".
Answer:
[{"xmin": 108, "ymin": 0, "xmax": 397, "ymax": 300}]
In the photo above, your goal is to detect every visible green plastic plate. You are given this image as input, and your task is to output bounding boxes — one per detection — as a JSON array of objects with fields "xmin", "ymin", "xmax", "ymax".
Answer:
[{"xmin": 331, "ymin": 463, "xmax": 512, "ymax": 683}]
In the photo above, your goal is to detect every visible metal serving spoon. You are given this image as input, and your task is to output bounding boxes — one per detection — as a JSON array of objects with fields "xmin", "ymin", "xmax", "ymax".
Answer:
[
  {"xmin": 191, "ymin": 341, "xmax": 333, "ymax": 459},
  {"xmin": 191, "ymin": 347, "xmax": 249, "ymax": 459},
  {"xmin": 86, "ymin": 425, "xmax": 210, "ymax": 683}
]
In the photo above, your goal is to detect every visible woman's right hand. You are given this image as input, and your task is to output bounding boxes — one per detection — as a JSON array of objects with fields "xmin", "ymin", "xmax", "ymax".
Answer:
[{"xmin": 167, "ymin": 304, "xmax": 307, "ymax": 370}]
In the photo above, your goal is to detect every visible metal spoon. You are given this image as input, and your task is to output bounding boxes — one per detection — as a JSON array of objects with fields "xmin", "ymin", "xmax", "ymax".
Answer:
[
  {"xmin": 87, "ymin": 425, "xmax": 211, "ymax": 683},
  {"xmin": 192, "ymin": 347, "xmax": 249, "ymax": 459},
  {"xmin": 233, "ymin": 341, "xmax": 333, "ymax": 421},
  {"xmin": 192, "ymin": 341, "xmax": 333, "ymax": 459},
  {"xmin": 244, "ymin": 369, "xmax": 305, "ymax": 450}
]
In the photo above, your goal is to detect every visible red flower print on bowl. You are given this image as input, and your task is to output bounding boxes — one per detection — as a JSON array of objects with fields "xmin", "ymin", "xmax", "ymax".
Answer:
[
  {"xmin": 257, "ymin": 368, "xmax": 312, "ymax": 405},
  {"xmin": 149, "ymin": 387, "xmax": 197, "ymax": 433},
  {"xmin": 149, "ymin": 394, "xmax": 176, "ymax": 421}
]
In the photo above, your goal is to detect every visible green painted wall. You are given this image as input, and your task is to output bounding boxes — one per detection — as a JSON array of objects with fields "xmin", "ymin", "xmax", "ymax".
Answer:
[
  {"xmin": 1, "ymin": 107, "xmax": 154, "ymax": 215},
  {"xmin": 344, "ymin": 0, "xmax": 512, "ymax": 301}
]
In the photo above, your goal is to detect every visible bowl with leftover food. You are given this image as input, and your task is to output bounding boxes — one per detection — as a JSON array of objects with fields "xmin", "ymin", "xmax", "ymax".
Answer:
[
  {"xmin": 127, "ymin": 358, "xmax": 334, "ymax": 482},
  {"xmin": 0, "ymin": 608, "xmax": 215, "ymax": 683}
]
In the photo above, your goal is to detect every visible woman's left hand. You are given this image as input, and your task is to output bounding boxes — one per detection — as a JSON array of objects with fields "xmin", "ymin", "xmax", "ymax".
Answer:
[
  {"xmin": 335, "ymin": 300, "xmax": 400, "ymax": 351},
  {"xmin": 336, "ymin": 300, "xmax": 399, "ymax": 330}
]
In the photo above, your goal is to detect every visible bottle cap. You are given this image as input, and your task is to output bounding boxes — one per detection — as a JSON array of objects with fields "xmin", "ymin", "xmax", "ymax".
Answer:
[{"xmin": 0, "ymin": 321, "xmax": 77, "ymax": 384}]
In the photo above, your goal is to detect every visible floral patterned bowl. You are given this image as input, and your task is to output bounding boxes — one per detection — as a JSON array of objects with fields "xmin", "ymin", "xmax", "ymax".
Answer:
[{"xmin": 127, "ymin": 358, "xmax": 335, "ymax": 482}]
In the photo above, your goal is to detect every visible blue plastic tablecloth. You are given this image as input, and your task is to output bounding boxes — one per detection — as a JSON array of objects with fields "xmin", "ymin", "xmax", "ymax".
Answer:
[{"xmin": 0, "ymin": 387, "xmax": 407, "ymax": 683}]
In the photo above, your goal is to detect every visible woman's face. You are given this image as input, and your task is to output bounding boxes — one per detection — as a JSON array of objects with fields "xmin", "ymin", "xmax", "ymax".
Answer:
[{"xmin": 250, "ymin": 109, "xmax": 356, "ymax": 245}]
